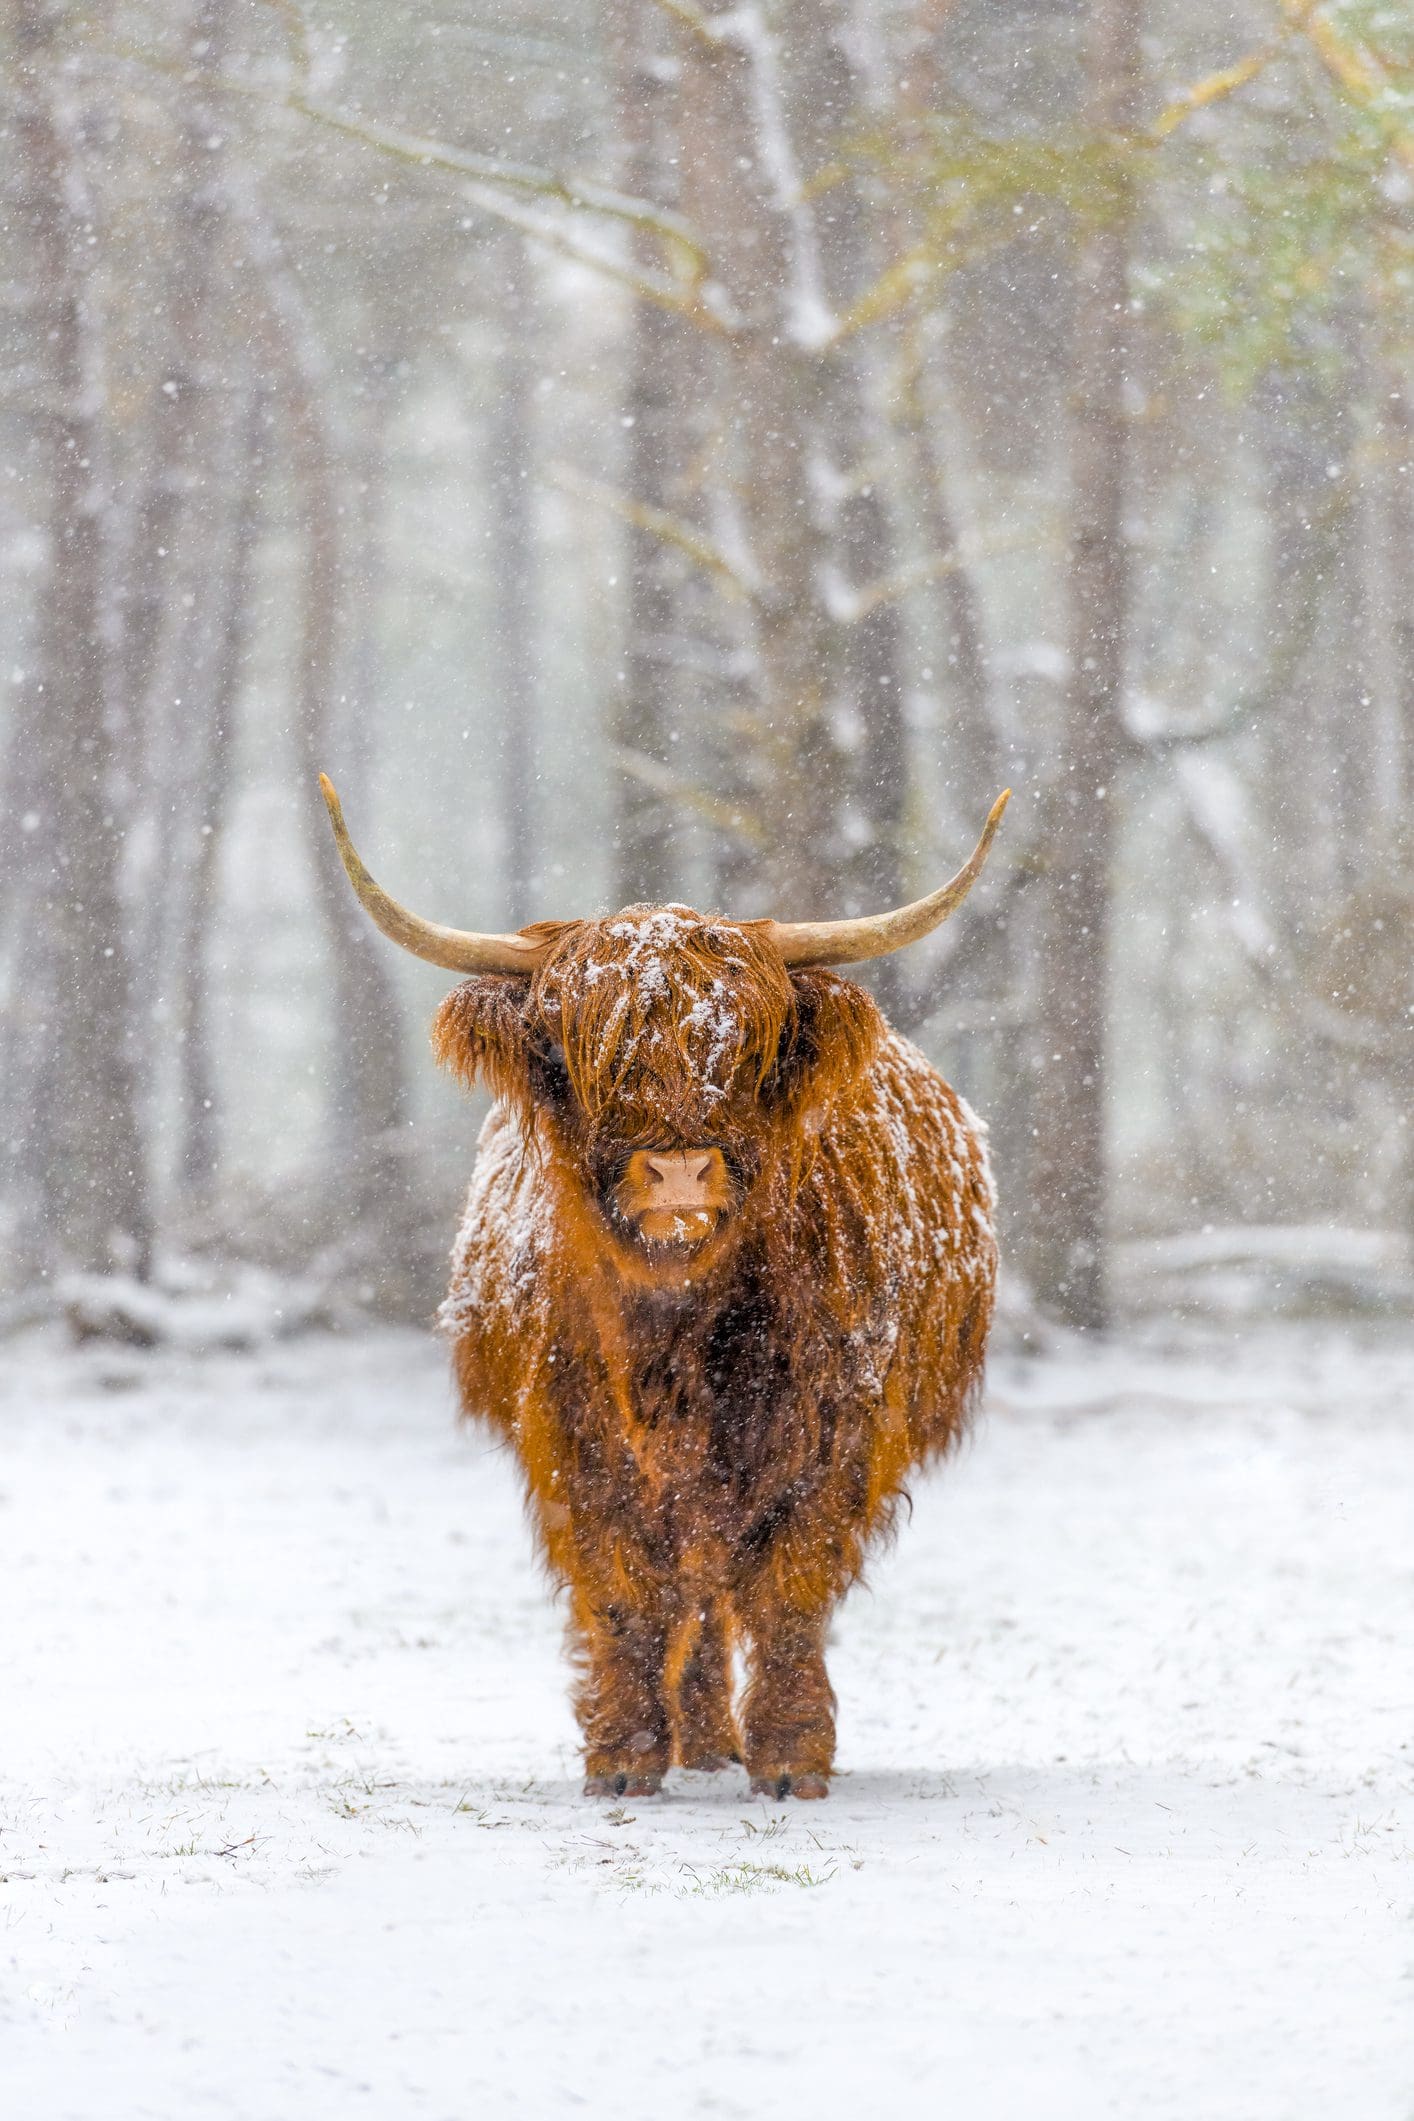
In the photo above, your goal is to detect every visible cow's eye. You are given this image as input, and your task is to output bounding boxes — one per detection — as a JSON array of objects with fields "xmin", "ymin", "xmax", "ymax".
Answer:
[{"xmin": 529, "ymin": 1040, "xmax": 572, "ymax": 1105}]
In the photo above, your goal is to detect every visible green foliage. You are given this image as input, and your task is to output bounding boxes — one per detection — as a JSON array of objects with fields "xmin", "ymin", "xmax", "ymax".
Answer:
[
  {"xmin": 1153, "ymin": 115, "xmax": 1412, "ymax": 395},
  {"xmin": 867, "ymin": 61, "xmax": 1412, "ymax": 402},
  {"xmin": 866, "ymin": 112, "xmax": 1136, "ymax": 271},
  {"xmin": 1333, "ymin": 1, "xmax": 1414, "ymax": 80}
]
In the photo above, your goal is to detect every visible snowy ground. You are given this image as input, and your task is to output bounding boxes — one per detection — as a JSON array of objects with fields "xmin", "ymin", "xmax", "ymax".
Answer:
[{"xmin": 3, "ymin": 1319, "xmax": 1411, "ymax": 2121}]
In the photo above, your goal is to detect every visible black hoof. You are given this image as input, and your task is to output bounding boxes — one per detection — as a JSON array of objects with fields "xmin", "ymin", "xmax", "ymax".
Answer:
[
  {"xmin": 749, "ymin": 1771, "xmax": 829, "ymax": 1801},
  {"xmin": 584, "ymin": 1769, "xmax": 662, "ymax": 1799}
]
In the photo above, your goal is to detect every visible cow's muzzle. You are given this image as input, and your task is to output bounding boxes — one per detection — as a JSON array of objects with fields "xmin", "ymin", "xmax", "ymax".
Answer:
[{"xmin": 616, "ymin": 1148, "xmax": 733, "ymax": 1247}]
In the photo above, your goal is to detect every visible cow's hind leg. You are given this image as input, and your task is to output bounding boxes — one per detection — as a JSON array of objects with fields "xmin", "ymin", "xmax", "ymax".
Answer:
[
  {"xmin": 738, "ymin": 1597, "xmax": 835, "ymax": 1800},
  {"xmin": 669, "ymin": 1599, "xmax": 741, "ymax": 1772},
  {"xmin": 573, "ymin": 1600, "xmax": 672, "ymax": 1798}
]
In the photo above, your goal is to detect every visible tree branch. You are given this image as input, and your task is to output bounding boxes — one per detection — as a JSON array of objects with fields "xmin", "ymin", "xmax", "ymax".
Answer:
[
  {"xmin": 553, "ymin": 464, "xmax": 761, "ymax": 603},
  {"xmin": 459, "ymin": 184, "xmax": 725, "ymax": 325},
  {"xmin": 91, "ymin": 45, "xmax": 712, "ymax": 285},
  {"xmin": 648, "ymin": 0, "xmax": 723, "ymax": 48},
  {"xmin": 844, "ymin": 526, "xmax": 1057, "ymax": 620},
  {"xmin": 290, "ymin": 92, "xmax": 708, "ymax": 278},
  {"xmin": 830, "ymin": 244, "xmax": 939, "ymax": 343},
  {"xmin": 613, "ymin": 747, "xmax": 765, "ymax": 846},
  {"xmin": 1280, "ymin": 0, "xmax": 1414, "ymax": 173},
  {"xmin": 1148, "ymin": 24, "xmax": 1305, "ymax": 140}
]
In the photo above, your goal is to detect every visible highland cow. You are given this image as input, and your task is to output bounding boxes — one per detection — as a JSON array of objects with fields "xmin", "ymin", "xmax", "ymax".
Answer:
[{"xmin": 320, "ymin": 776, "xmax": 1008, "ymax": 1799}]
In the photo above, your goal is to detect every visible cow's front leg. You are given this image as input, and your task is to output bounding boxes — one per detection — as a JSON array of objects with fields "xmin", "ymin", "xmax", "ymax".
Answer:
[
  {"xmin": 670, "ymin": 1598, "xmax": 741, "ymax": 1771},
  {"xmin": 737, "ymin": 1595, "xmax": 836, "ymax": 1799},
  {"xmin": 573, "ymin": 1598, "xmax": 672, "ymax": 1797}
]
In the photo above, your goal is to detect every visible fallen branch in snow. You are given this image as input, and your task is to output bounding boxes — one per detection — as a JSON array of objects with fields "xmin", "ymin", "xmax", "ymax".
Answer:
[
  {"xmin": 1116, "ymin": 1222, "xmax": 1414, "ymax": 1319},
  {"xmin": 0, "ymin": 1264, "xmax": 354, "ymax": 1351}
]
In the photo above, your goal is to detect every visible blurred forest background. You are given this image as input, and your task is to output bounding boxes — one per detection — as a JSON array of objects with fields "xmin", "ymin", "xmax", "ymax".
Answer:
[{"xmin": 1, "ymin": 0, "xmax": 1411, "ymax": 1338}]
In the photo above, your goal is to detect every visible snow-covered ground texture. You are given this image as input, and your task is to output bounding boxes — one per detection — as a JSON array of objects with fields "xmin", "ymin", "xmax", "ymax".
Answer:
[{"xmin": 3, "ymin": 1319, "xmax": 1411, "ymax": 2121}]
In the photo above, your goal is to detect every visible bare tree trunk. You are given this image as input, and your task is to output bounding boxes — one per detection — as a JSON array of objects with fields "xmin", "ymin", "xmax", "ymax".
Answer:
[
  {"xmin": 6, "ymin": 1, "xmax": 152, "ymax": 1282},
  {"xmin": 843, "ymin": 448, "xmax": 909, "ymax": 1033},
  {"xmin": 1026, "ymin": 0, "xmax": 1140, "ymax": 1330},
  {"xmin": 889, "ymin": 0, "xmax": 1006, "ymax": 820},
  {"xmin": 786, "ymin": 0, "xmax": 910, "ymax": 1016},
  {"xmin": 486, "ymin": 233, "xmax": 541, "ymax": 926},
  {"xmin": 284, "ymin": 368, "xmax": 408, "ymax": 1216},
  {"xmin": 875, "ymin": 0, "xmax": 1035, "ymax": 1221},
  {"xmin": 1381, "ymin": 385, "xmax": 1414, "ymax": 807},
  {"xmin": 239, "ymin": 192, "xmax": 412, "ymax": 1302},
  {"xmin": 135, "ymin": 0, "xmax": 231, "ymax": 993},
  {"xmin": 605, "ymin": 0, "xmax": 692, "ymax": 907},
  {"xmin": 174, "ymin": 376, "xmax": 263, "ymax": 1206},
  {"xmin": 673, "ymin": 2, "xmax": 850, "ymax": 919},
  {"xmin": 1255, "ymin": 373, "xmax": 1347, "ymax": 921},
  {"xmin": 1363, "ymin": 362, "xmax": 1413, "ymax": 1243},
  {"xmin": 113, "ymin": 449, "xmax": 181, "ymax": 778},
  {"xmin": 894, "ymin": 326, "xmax": 999, "ymax": 817},
  {"xmin": 344, "ymin": 366, "xmax": 394, "ymax": 805}
]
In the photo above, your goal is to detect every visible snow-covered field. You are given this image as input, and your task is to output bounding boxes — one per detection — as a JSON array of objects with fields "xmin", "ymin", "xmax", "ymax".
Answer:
[{"xmin": 3, "ymin": 1319, "xmax": 1410, "ymax": 2121}]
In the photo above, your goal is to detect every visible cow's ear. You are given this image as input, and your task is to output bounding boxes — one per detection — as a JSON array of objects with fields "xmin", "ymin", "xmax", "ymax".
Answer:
[
  {"xmin": 431, "ymin": 977, "xmax": 539, "ymax": 1108},
  {"xmin": 770, "ymin": 969, "xmax": 883, "ymax": 1116}
]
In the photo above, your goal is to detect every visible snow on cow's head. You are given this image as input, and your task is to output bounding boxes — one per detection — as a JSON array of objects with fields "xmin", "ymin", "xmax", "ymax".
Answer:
[{"xmin": 431, "ymin": 903, "xmax": 882, "ymax": 1267}]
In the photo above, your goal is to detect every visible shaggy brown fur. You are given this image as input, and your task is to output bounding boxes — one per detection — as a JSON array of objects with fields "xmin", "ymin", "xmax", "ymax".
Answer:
[{"xmin": 432, "ymin": 903, "xmax": 996, "ymax": 1798}]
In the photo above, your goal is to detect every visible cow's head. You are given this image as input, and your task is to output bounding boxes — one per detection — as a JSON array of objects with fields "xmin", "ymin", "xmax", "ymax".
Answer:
[{"xmin": 318, "ymin": 776, "xmax": 1007, "ymax": 1283}]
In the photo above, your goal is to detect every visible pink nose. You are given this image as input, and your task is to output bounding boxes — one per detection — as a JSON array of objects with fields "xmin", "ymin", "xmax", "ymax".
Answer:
[{"xmin": 645, "ymin": 1153, "xmax": 713, "ymax": 1194}]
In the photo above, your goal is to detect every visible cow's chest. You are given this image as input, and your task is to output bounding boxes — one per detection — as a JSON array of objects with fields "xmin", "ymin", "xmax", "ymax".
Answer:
[{"xmin": 537, "ymin": 1255, "xmax": 898, "ymax": 1577}]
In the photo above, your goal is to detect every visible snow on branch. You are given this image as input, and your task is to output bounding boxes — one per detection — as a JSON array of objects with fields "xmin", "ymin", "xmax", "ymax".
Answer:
[
  {"xmin": 1171, "ymin": 751, "xmax": 1278, "ymax": 962},
  {"xmin": 458, "ymin": 184, "xmax": 723, "ymax": 325},
  {"xmin": 96, "ymin": 45, "xmax": 712, "ymax": 291},
  {"xmin": 287, "ymin": 94, "xmax": 709, "ymax": 281}
]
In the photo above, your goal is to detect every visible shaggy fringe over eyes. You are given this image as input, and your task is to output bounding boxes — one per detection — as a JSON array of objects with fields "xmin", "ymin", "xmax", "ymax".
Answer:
[
  {"xmin": 429, "ymin": 923, "xmax": 886, "ymax": 1143},
  {"xmin": 527, "ymin": 911, "xmax": 798, "ymax": 1122}
]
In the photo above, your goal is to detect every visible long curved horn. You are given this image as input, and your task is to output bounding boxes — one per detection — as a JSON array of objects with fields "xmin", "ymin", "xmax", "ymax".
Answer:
[
  {"xmin": 762, "ymin": 789, "xmax": 1011, "ymax": 969},
  {"xmin": 318, "ymin": 775, "xmax": 547, "ymax": 975}
]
